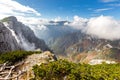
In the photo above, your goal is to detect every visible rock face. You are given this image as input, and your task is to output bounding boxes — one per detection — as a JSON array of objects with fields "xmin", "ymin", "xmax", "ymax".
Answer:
[
  {"xmin": 31, "ymin": 21, "xmax": 77, "ymax": 45},
  {"xmin": 0, "ymin": 22, "xmax": 20, "ymax": 53},
  {"xmin": 0, "ymin": 16, "xmax": 50, "ymax": 52},
  {"xmin": 0, "ymin": 51, "xmax": 57, "ymax": 80},
  {"xmin": 50, "ymin": 31, "xmax": 120, "ymax": 56},
  {"xmin": 20, "ymin": 51, "xmax": 57, "ymax": 79}
]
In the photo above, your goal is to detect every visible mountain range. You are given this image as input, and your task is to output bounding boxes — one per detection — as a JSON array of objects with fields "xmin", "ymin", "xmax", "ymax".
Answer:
[
  {"xmin": 28, "ymin": 19, "xmax": 120, "ymax": 62},
  {"xmin": 0, "ymin": 16, "xmax": 50, "ymax": 53},
  {"xmin": 0, "ymin": 16, "xmax": 120, "ymax": 63}
]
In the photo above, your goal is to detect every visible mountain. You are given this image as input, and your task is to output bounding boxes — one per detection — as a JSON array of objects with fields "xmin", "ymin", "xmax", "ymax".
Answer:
[
  {"xmin": 0, "ymin": 16, "xmax": 50, "ymax": 53},
  {"xmin": 30, "ymin": 21, "xmax": 77, "ymax": 45},
  {"xmin": 50, "ymin": 31, "xmax": 120, "ymax": 62},
  {"xmin": 0, "ymin": 22, "xmax": 20, "ymax": 53}
]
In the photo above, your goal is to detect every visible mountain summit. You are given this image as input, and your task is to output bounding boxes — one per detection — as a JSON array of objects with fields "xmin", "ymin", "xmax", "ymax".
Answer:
[{"xmin": 0, "ymin": 16, "xmax": 50, "ymax": 53}]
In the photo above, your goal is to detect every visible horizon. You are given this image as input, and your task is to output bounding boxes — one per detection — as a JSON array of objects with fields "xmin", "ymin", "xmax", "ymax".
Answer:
[
  {"xmin": 0, "ymin": 0, "xmax": 120, "ymax": 21},
  {"xmin": 1, "ymin": 0, "xmax": 120, "ymax": 41}
]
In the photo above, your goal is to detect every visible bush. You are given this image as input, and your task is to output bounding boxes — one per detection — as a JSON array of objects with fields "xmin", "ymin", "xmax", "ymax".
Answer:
[
  {"xmin": 0, "ymin": 17, "xmax": 9, "ymax": 22},
  {"xmin": 32, "ymin": 60, "xmax": 120, "ymax": 80},
  {"xmin": 0, "ymin": 50, "xmax": 41, "ymax": 64}
]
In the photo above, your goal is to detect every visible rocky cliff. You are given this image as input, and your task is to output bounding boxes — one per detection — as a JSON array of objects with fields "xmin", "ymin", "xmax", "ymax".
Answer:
[
  {"xmin": 0, "ymin": 16, "xmax": 50, "ymax": 53},
  {"xmin": 0, "ymin": 22, "xmax": 20, "ymax": 53}
]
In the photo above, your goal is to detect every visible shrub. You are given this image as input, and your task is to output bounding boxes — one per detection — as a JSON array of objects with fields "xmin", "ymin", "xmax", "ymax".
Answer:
[
  {"xmin": 32, "ymin": 60, "xmax": 120, "ymax": 80},
  {"xmin": 0, "ymin": 50, "xmax": 41, "ymax": 64}
]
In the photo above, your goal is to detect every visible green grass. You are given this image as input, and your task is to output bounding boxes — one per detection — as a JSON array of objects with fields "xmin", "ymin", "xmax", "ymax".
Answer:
[
  {"xmin": 0, "ymin": 17, "xmax": 9, "ymax": 22},
  {"xmin": 0, "ymin": 50, "xmax": 42, "ymax": 64},
  {"xmin": 32, "ymin": 59, "xmax": 120, "ymax": 80}
]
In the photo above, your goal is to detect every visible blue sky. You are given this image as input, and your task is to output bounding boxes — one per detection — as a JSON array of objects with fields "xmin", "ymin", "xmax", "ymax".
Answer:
[
  {"xmin": 15, "ymin": 0, "xmax": 120, "ymax": 19},
  {"xmin": 0, "ymin": 0, "xmax": 120, "ymax": 40}
]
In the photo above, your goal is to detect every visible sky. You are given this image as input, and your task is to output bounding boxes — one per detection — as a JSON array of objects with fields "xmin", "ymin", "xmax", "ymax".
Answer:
[
  {"xmin": 15, "ymin": 0, "xmax": 120, "ymax": 20},
  {"xmin": 1, "ymin": 0, "xmax": 120, "ymax": 40},
  {"xmin": 0, "ymin": 0, "xmax": 120, "ymax": 21}
]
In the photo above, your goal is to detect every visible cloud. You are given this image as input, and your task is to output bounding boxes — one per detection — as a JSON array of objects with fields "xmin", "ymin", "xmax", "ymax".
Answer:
[
  {"xmin": 64, "ymin": 15, "xmax": 88, "ymax": 30},
  {"xmin": 52, "ymin": 16, "xmax": 62, "ymax": 22},
  {"xmin": 0, "ymin": 0, "xmax": 41, "ymax": 24},
  {"xmin": 19, "ymin": 34, "xmax": 36, "ymax": 51},
  {"xmin": 109, "ymin": 3, "xmax": 120, "ymax": 7},
  {"xmin": 86, "ymin": 15, "xmax": 120, "ymax": 40},
  {"xmin": 94, "ymin": 8, "xmax": 113, "ymax": 13},
  {"xmin": 66, "ymin": 15, "xmax": 120, "ymax": 40},
  {"xmin": 0, "ymin": 0, "xmax": 56, "ymax": 30},
  {"xmin": 101, "ymin": 0, "xmax": 118, "ymax": 3}
]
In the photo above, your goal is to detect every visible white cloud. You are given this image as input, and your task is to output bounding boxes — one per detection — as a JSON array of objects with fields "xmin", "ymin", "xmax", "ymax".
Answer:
[
  {"xmin": 66, "ymin": 15, "xmax": 120, "ymax": 40},
  {"xmin": 35, "ymin": 25, "xmax": 48, "ymax": 31},
  {"xmin": 52, "ymin": 16, "xmax": 61, "ymax": 22},
  {"xmin": 109, "ymin": 3, "xmax": 120, "ymax": 7},
  {"xmin": 101, "ymin": 0, "xmax": 118, "ymax": 3},
  {"xmin": 64, "ymin": 15, "xmax": 88, "ymax": 30},
  {"xmin": 94, "ymin": 8, "xmax": 113, "ymax": 13},
  {"xmin": 86, "ymin": 15, "xmax": 120, "ymax": 40},
  {"xmin": 0, "ymin": 0, "xmax": 41, "ymax": 24}
]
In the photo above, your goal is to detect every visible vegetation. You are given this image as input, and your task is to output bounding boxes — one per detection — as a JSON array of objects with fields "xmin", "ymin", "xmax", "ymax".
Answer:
[
  {"xmin": 0, "ymin": 50, "xmax": 41, "ymax": 64},
  {"xmin": 0, "ymin": 17, "xmax": 9, "ymax": 22},
  {"xmin": 108, "ymin": 48, "xmax": 120, "ymax": 60},
  {"xmin": 32, "ymin": 59, "xmax": 120, "ymax": 80}
]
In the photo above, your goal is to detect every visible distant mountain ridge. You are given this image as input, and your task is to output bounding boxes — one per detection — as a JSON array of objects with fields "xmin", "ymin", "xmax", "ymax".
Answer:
[
  {"xmin": 30, "ymin": 20, "xmax": 77, "ymax": 45},
  {"xmin": 50, "ymin": 31, "xmax": 120, "ymax": 57},
  {"xmin": 0, "ymin": 16, "xmax": 50, "ymax": 53},
  {"xmin": 45, "ymin": 30, "xmax": 120, "ymax": 63}
]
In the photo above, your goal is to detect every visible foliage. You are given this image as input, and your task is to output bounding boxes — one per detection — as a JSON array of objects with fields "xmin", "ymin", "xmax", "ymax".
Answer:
[
  {"xmin": 32, "ymin": 59, "xmax": 120, "ymax": 80},
  {"xmin": 0, "ymin": 17, "xmax": 9, "ymax": 22},
  {"xmin": 0, "ymin": 50, "xmax": 41, "ymax": 64},
  {"xmin": 108, "ymin": 48, "xmax": 120, "ymax": 60}
]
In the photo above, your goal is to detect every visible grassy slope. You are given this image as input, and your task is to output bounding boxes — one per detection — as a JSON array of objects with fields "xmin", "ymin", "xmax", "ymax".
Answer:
[
  {"xmin": 32, "ymin": 59, "xmax": 120, "ymax": 80},
  {"xmin": 0, "ymin": 50, "xmax": 41, "ymax": 64}
]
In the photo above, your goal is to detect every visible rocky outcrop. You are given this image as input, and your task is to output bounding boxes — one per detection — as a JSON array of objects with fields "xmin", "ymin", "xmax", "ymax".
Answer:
[
  {"xmin": 20, "ymin": 51, "xmax": 57, "ymax": 79},
  {"xmin": 0, "ymin": 51, "xmax": 57, "ymax": 80},
  {"xmin": 0, "ymin": 22, "xmax": 20, "ymax": 53},
  {"xmin": 1, "ymin": 16, "xmax": 50, "ymax": 51}
]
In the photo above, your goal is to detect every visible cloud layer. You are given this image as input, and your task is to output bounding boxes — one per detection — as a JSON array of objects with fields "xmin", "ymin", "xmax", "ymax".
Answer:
[
  {"xmin": 94, "ymin": 8, "xmax": 113, "ymax": 13},
  {"xmin": 101, "ymin": 0, "xmax": 118, "ymax": 3},
  {"xmin": 0, "ymin": 0, "xmax": 41, "ymax": 25},
  {"xmin": 65, "ymin": 15, "xmax": 120, "ymax": 40},
  {"xmin": 1, "ymin": 0, "xmax": 120, "ymax": 41},
  {"xmin": 64, "ymin": 16, "xmax": 88, "ymax": 30},
  {"xmin": 86, "ymin": 16, "xmax": 120, "ymax": 40}
]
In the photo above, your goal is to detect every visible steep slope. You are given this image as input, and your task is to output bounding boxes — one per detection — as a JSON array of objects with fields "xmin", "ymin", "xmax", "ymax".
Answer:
[
  {"xmin": 30, "ymin": 21, "xmax": 77, "ymax": 45},
  {"xmin": 0, "ymin": 22, "xmax": 20, "ymax": 53},
  {"xmin": 50, "ymin": 31, "xmax": 120, "ymax": 56},
  {"xmin": 0, "ymin": 51, "xmax": 57, "ymax": 80},
  {"xmin": 50, "ymin": 31, "xmax": 84, "ymax": 55},
  {"xmin": 70, "ymin": 48, "xmax": 120, "ymax": 63},
  {"xmin": 1, "ymin": 16, "xmax": 50, "ymax": 51}
]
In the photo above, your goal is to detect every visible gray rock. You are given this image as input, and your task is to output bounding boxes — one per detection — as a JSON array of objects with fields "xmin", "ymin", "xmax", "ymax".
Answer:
[
  {"xmin": 0, "ymin": 16, "xmax": 50, "ymax": 53},
  {"xmin": 0, "ymin": 22, "xmax": 20, "ymax": 53}
]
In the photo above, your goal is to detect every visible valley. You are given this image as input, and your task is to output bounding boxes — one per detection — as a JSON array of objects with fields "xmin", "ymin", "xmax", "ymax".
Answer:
[{"xmin": 0, "ymin": 15, "xmax": 120, "ymax": 80}]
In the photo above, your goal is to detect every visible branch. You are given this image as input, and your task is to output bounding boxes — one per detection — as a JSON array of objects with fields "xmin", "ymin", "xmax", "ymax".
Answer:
[
  {"xmin": 0, "ymin": 61, "xmax": 26, "ymax": 80},
  {"xmin": 4, "ymin": 66, "xmax": 15, "ymax": 79},
  {"xmin": 0, "ymin": 62, "xmax": 7, "ymax": 72},
  {"xmin": 0, "ymin": 70, "xmax": 26, "ymax": 80}
]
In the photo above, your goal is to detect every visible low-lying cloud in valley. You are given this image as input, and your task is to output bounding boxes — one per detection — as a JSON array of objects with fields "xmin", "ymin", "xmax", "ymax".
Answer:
[
  {"xmin": 1, "ymin": 0, "xmax": 120, "ymax": 41},
  {"xmin": 86, "ymin": 15, "xmax": 120, "ymax": 40},
  {"xmin": 65, "ymin": 15, "xmax": 120, "ymax": 40}
]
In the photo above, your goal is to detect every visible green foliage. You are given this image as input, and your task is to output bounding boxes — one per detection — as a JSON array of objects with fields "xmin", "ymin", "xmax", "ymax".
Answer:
[
  {"xmin": 32, "ymin": 59, "xmax": 120, "ymax": 80},
  {"xmin": 0, "ymin": 50, "xmax": 41, "ymax": 64},
  {"xmin": 108, "ymin": 48, "xmax": 120, "ymax": 60},
  {"xmin": 0, "ymin": 17, "xmax": 9, "ymax": 22}
]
